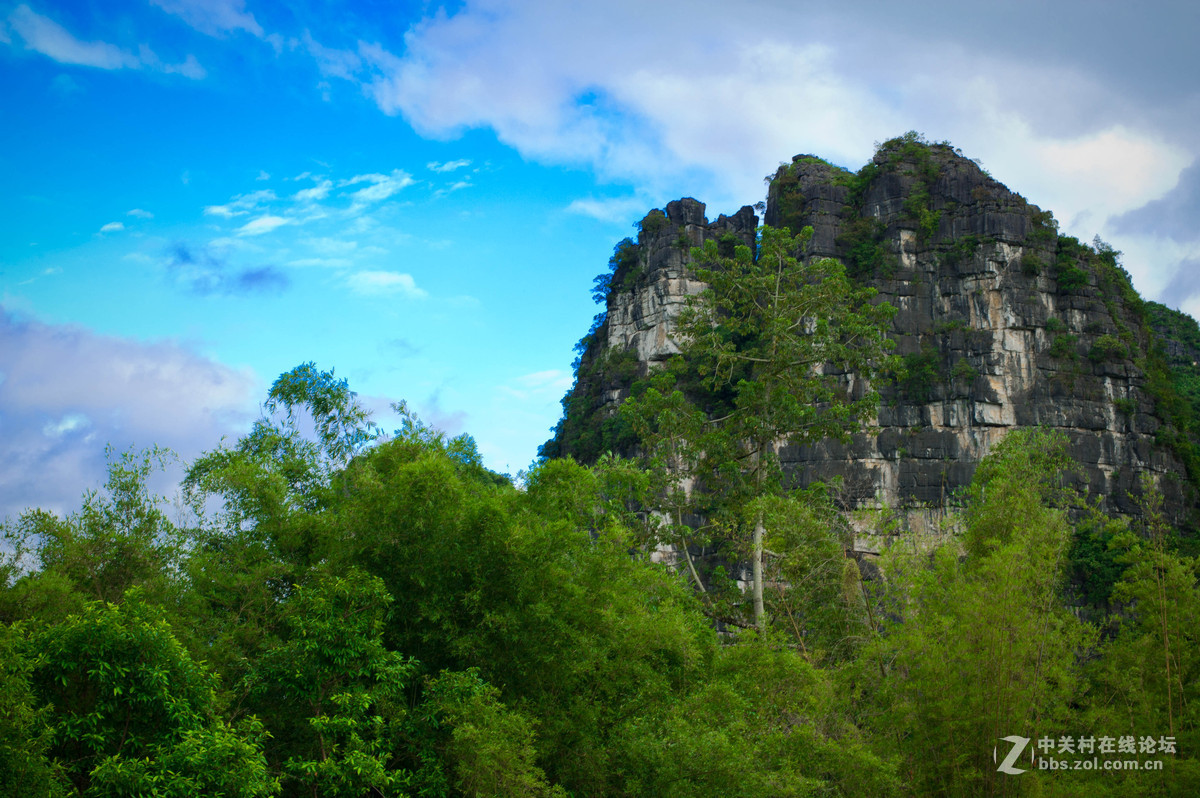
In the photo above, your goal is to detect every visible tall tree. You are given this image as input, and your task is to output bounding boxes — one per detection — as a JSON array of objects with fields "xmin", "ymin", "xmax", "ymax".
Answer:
[
  {"xmin": 863, "ymin": 430, "xmax": 1095, "ymax": 796},
  {"xmin": 639, "ymin": 224, "xmax": 896, "ymax": 629}
]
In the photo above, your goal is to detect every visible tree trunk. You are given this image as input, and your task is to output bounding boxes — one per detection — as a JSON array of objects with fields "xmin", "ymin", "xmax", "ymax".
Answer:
[{"xmin": 753, "ymin": 513, "xmax": 765, "ymax": 630}]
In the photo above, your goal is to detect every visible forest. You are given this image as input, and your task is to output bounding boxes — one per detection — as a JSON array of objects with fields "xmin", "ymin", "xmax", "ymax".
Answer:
[{"xmin": 2, "ymin": 224, "xmax": 1199, "ymax": 798}]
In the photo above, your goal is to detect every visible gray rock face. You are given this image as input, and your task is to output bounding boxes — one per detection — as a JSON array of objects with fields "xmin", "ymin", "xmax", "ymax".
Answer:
[
  {"xmin": 605, "ymin": 199, "xmax": 757, "ymax": 366},
  {"xmin": 550, "ymin": 142, "xmax": 1196, "ymax": 533}
]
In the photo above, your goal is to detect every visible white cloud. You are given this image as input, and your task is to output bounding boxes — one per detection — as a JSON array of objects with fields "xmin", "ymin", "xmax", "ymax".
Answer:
[
  {"xmin": 235, "ymin": 214, "xmax": 291, "ymax": 236},
  {"xmin": 150, "ymin": 0, "xmax": 263, "ymax": 38},
  {"xmin": 204, "ymin": 188, "xmax": 276, "ymax": 218},
  {"xmin": 127, "ymin": 208, "xmax": 154, "ymax": 219},
  {"xmin": 1032, "ymin": 128, "xmax": 1188, "ymax": 228},
  {"xmin": 98, "ymin": 221, "xmax": 124, "ymax": 233},
  {"xmin": 137, "ymin": 45, "xmax": 206, "ymax": 79},
  {"xmin": 1099, "ymin": 234, "xmax": 1200, "ymax": 306},
  {"xmin": 43, "ymin": 412, "xmax": 89, "ymax": 437},
  {"xmin": 304, "ymin": 30, "xmax": 362, "ymax": 80},
  {"xmin": 321, "ymin": 6, "xmax": 896, "ymax": 207},
  {"xmin": 293, "ymin": 179, "xmax": 333, "ymax": 202},
  {"xmin": 427, "ymin": 159, "xmax": 471, "ymax": 172},
  {"xmin": 500, "ymin": 369, "xmax": 573, "ymax": 401},
  {"xmin": 302, "ymin": 0, "xmax": 1194, "ymax": 304},
  {"xmin": 342, "ymin": 170, "xmax": 415, "ymax": 204},
  {"xmin": 256, "ymin": 170, "xmax": 270, "ymax": 181},
  {"xmin": 566, "ymin": 195, "xmax": 652, "ymax": 224},
  {"xmin": 347, "ymin": 270, "xmax": 427, "ymax": 298},
  {"xmin": 8, "ymin": 5, "xmax": 138, "ymax": 69},
  {"xmin": 8, "ymin": 5, "xmax": 205, "ymax": 78},
  {"xmin": 0, "ymin": 307, "xmax": 257, "ymax": 519},
  {"xmin": 301, "ymin": 236, "xmax": 358, "ymax": 256}
]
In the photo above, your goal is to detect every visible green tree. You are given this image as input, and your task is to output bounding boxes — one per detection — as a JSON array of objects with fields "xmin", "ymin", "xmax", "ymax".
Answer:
[
  {"xmin": 0, "ymin": 622, "xmax": 67, "ymax": 797},
  {"xmin": 176, "ymin": 363, "xmax": 391, "ymax": 698},
  {"xmin": 1075, "ymin": 484, "xmax": 1200, "ymax": 794},
  {"xmin": 616, "ymin": 632, "xmax": 898, "ymax": 797},
  {"xmin": 758, "ymin": 487, "xmax": 871, "ymax": 663},
  {"xmin": 862, "ymin": 430, "xmax": 1095, "ymax": 796},
  {"xmin": 411, "ymin": 669, "xmax": 565, "ymax": 798},
  {"xmin": 246, "ymin": 569, "xmax": 414, "ymax": 797},
  {"xmin": 1, "ymin": 446, "xmax": 182, "ymax": 625},
  {"xmin": 618, "ymin": 368, "xmax": 711, "ymax": 591},
  {"xmin": 652, "ymin": 224, "xmax": 896, "ymax": 629},
  {"xmin": 25, "ymin": 592, "xmax": 276, "ymax": 797}
]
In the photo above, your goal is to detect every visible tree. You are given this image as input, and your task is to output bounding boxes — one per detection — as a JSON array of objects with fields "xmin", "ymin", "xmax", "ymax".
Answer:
[
  {"xmin": 618, "ymin": 368, "xmax": 711, "ymax": 591},
  {"xmin": 1, "ymin": 446, "xmax": 182, "ymax": 625},
  {"xmin": 635, "ymin": 224, "xmax": 897, "ymax": 629},
  {"xmin": 862, "ymin": 430, "xmax": 1095, "ymax": 796},
  {"xmin": 1077, "ymin": 482, "xmax": 1200, "ymax": 793},
  {"xmin": 25, "ymin": 592, "xmax": 277, "ymax": 797},
  {"xmin": 246, "ymin": 569, "xmax": 414, "ymax": 797},
  {"xmin": 0, "ymin": 622, "xmax": 67, "ymax": 797}
]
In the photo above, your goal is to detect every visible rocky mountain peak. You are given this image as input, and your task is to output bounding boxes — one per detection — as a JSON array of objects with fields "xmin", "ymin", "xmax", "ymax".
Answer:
[{"xmin": 544, "ymin": 135, "xmax": 1200, "ymax": 536}]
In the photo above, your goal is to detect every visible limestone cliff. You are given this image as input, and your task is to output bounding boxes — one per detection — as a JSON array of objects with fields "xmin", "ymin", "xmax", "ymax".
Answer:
[{"xmin": 543, "ymin": 135, "xmax": 1199, "ymax": 534}]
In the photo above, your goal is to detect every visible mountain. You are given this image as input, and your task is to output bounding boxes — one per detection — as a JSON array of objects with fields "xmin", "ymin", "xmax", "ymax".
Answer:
[{"xmin": 543, "ymin": 133, "xmax": 1200, "ymax": 537}]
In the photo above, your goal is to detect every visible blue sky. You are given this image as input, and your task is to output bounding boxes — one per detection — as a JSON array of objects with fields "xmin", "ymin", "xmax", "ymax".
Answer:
[{"xmin": 2, "ymin": 0, "xmax": 1199, "ymax": 518}]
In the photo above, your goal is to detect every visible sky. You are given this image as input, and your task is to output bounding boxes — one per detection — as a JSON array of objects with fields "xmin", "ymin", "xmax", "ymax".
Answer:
[{"xmin": 1, "ymin": 0, "xmax": 1199, "ymax": 519}]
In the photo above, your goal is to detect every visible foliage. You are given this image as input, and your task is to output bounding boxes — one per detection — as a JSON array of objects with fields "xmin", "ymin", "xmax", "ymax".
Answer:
[
  {"xmin": 265, "ymin": 362, "xmax": 380, "ymax": 464},
  {"xmin": 617, "ymin": 634, "xmax": 899, "ymax": 797},
  {"xmin": 7, "ymin": 352, "xmax": 1200, "ymax": 795},
  {"xmin": 1054, "ymin": 235, "xmax": 1092, "ymax": 292},
  {"xmin": 942, "ymin": 234, "xmax": 980, "ymax": 267},
  {"xmin": 836, "ymin": 216, "xmax": 894, "ymax": 279},
  {"xmin": 0, "ymin": 622, "xmax": 67, "ymax": 797},
  {"xmin": 863, "ymin": 430, "xmax": 1096, "ymax": 797},
  {"xmin": 637, "ymin": 208, "xmax": 668, "ymax": 237},
  {"xmin": 1048, "ymin": 333, "xmax": 1079, "ymax": 360},
  {"xmin": 758, "ymin": 488, "xmax": 871, "ymax": 663},
  {"xmin": 1147, "ymin": 300, "xmax": 1200, "ymax": 433},
  {"xmin": 902, "ymin": 185, "xmax": 941, "ymax": 242},
  {"xmin": 1028, "ymin": 208, "xmax": 1058, "ymax": 246},
  {"xmin": 245, "ymin": 569, "xmax": 414, "ymax": 797},
  {"xmin": 183, "ymin": 362, "xmax": 380, "ymax": 538},
  {"xmin": 1021, "ymin": 251, "xmax": 1044, "ymax": 275},
  {"xmin": 1114, "ymin": 397, "xmax": 1138, "ymax": 417},
  {"xmin": 540, "ymin": 344, "xmax": 640, "ymax": 463},
  {"xmin": 1076, "ymin": 486, "xmax": 1200, "ymax": 793},
  {"xmin": 1089, "ymin": 333, "xmax": 1129, "ymax": 362},
  {"xmin": 1067, "ymin": 511, "xmax": 1129, "ymax": 608},
  {"xmin": 1, "ymin": 446, "xmax": 181, "ymax": 624},
  {"xmin": 635, "ymin": 224, "xmax": 897, "ymax": 629},
  {"xmin": 418, "ymin": 669, "xmax": 564, "ymax": 798},
  {"xmin": 768, "ymin": 160, "xmax": 809, "ymax": 232},
  {"xmin": 950, "ymin": 357, "xmax": 978, "ymax": 385},
  {"xmin": 898, "ymin": 345, "xmax": 943, "ymax": 404},
  {"xmin": 26, "ymin": 593, "xmax": 277, "ymax": 797},
  {"xmin": 617, "ymin": 369, "xmax": 712, "ymax": 591}
]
